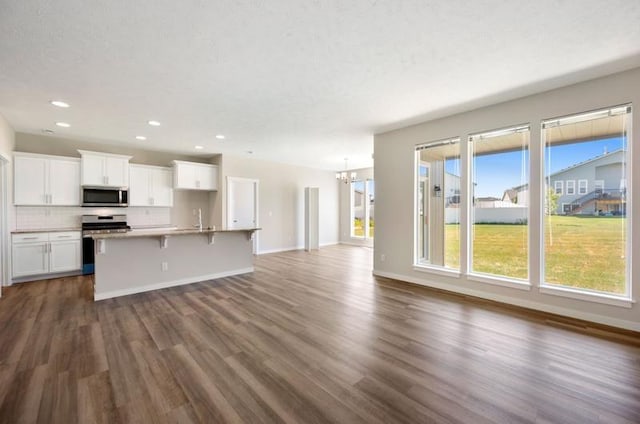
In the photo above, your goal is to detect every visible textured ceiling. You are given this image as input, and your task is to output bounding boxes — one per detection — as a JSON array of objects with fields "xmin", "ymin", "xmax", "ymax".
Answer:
[{"xmin": 1, "ymin": 0, "xmax": 639, "ymax": 170}]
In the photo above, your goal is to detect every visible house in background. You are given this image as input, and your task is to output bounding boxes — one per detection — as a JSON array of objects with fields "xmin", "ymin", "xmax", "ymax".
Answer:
[
  {"xmin": 548, "ymin": 149, "xmax": 626, "ymax": 215},
  {"xmin": 500, "ymin": 149, "xmax": 626, "ymax": 215}
]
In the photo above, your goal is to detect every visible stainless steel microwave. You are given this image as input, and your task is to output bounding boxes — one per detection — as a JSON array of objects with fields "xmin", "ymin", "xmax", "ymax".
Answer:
[{"xmin": 82, "ymin": 186, "xmax": 128, "ymax": 207}]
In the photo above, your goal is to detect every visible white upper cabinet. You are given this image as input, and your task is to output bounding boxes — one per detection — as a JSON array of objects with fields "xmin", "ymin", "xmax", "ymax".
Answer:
[
  {"xmin": 151, "ymin": 167, "xmax": 174, "ymax": 206},
  {"xmin": 49, "ymin": 159, "xmax": 81, "ymax": 205},
  {"xmin": 172, "ymin": 160, "xmax": 218, "ymax": 191},
  {"xmin": 14, "ymin": 153, "xmax": 80, "ymax": 206},
  {"xmin": 78, "ymin": 150, "xmax": 131, "ymax": 187},
  {"xmin": 129, "ymin": 164, "xmax": 173, "ymax": 207}
]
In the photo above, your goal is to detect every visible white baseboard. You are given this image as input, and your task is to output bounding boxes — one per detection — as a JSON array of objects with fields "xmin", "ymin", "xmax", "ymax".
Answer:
[
  {"xmin": 372, "ymin": 270, "xmax": 640, "ymax": 332},
  {"xmin": 257, "ymin": 246, "xmax": 301, "ymax": 255},
  {"xmin": 94, "ymin": 267, "xmax": 254, "ymax": 301},
  {"xmin": 257, "ymin": 241, "xmax": 339, "ymax": 255},
  {"xmin": 340, "ymin": 240, "xmax": 374, "ymax": 247}
]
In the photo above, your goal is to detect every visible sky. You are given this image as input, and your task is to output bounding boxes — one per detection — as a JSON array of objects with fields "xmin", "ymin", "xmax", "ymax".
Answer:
[{"xmin": 473, "ymin": 136, "xmax": 625, "ymax": 198}]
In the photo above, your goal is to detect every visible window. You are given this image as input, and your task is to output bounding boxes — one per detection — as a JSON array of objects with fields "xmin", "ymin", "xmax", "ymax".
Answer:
[
  {"xmin": 470, "ymin": 125, "xmax": 529, "ymax": 281},
  {"xmin": 594, "ymin": 180, "xmax": 604, "ymax": 194},
  {"xmin": 415, "ymin": 138, "xmax": 460, "ymax": 270},
  {"xmin": 543, "ymin": 104, "xmax": 631, "ymax": 296},
  {"xmin": 578, "ymin": 179, "xmax": 588, "ymax": 195},
  {"xmin": 554, "ymin": 180, "xmax": 563, "ymax": 195},
  {"xmin": 351, "ymin": 181, "xmax": 365, "ymax": 238},
  {"xmin": 351, "ymin": 179, "xmax": 374, "ymax": 239},
  {"xmin": 367, "ymin": 180, "xmax": 375, "ymax": 238},
  {"xmin": 566, "ymin": 180, "xmax": 575, "ymax": 195},
  {"xmin": 562, "ymin": 203, "xmax": 579, "ymax": 214}
]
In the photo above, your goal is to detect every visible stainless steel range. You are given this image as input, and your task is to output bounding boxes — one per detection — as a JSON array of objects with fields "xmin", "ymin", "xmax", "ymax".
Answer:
[{"xmin": 82, "ymin": 214, "xmax": 130, "ymax": 274}]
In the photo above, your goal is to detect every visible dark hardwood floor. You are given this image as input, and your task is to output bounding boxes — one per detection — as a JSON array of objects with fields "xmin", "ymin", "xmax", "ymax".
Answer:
[{"xmin": 0, "ymin": 244, "xmax": 638, "ymax": 423}]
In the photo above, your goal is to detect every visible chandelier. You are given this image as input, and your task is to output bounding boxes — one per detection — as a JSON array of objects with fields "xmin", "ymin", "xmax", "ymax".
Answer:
[{"xmin": 336, "ymin": 158, "xmax": 356, "ymax": 183}]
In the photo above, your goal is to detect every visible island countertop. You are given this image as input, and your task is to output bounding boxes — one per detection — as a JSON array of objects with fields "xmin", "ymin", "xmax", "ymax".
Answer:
[
  {"xmin": 91, "ymin": 227, "xmax": 260, "ymax": 239},
  {"xmin": 93, "ymin": 227, "xmax": 259, "ymax": 300}
]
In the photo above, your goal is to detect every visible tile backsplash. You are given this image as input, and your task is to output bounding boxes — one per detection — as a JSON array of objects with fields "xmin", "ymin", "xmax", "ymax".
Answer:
[{"xmin": 15, "ymin": 207, "xmax": 171, "ymax": 230}]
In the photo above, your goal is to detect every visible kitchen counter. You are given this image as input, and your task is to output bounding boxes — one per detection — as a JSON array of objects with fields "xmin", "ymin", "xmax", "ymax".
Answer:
[
  {"xmin": 12, "ymin": 228, "xmax": 81, "ymax": 234},
  {"xmin": 93, "ymin": 227, "xmax": 259, "ymax": 301},
  {"xmin": 91, "ymin": 227, "xmax": 260, "ymax": 239}
]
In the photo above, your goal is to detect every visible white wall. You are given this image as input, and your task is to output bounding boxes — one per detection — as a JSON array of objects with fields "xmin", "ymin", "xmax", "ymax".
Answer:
[
  {"xmin": 374, "ymin": 67, "xmax": 640, "ymax": 331},
  {"xmin": 220, "ymin": 155, "xmax": 339, "ymax": 254},
  {"xmin": 338, "ymin": 167, "xmax": 374, "ymax": 246}
]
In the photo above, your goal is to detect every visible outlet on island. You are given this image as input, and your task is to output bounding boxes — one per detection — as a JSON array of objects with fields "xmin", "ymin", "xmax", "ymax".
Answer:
[{"xmin": 161, "ymin": 262, "xmax": 169, "ymax": 272}]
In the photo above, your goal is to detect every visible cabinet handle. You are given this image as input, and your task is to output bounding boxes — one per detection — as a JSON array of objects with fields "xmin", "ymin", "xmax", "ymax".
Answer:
[
  {"xmin": 196, "ymin": 180, "xmax": 200, "ymax": 188},
  {"xmin": 106, "ymin": 175, "xmax": 109, "ymax": 185},
  {"xmin": 23, "ymin": 237, "xmax": 38, "ymax": 240},
  {"xmin": 56, "ymin": 235, "xmax": 72, "ymax": 238}
]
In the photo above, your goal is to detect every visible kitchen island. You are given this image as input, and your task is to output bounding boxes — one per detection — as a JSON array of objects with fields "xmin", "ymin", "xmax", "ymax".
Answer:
[{"xmin": 92, "ymin": 228, "xmax": 259, "ymax": 300}]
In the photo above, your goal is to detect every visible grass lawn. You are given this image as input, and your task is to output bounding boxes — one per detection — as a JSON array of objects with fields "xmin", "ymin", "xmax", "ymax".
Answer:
[
  {"xmin": 444, "ymin": 216, "xmax": 626, "ymax": 294},
  {"xmin": 352, "ymin": 219, "xmax": 374, "ymax": 238}
]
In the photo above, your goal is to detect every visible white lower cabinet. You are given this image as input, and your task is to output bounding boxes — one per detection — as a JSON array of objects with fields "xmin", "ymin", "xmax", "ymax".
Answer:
[
  {"xmin": 12, "ymin": 231, "xmax": 81, "ymax": 279},
  {"xmin": 12, "ymin": 242, "xmax": 49, "ymax": 277}
]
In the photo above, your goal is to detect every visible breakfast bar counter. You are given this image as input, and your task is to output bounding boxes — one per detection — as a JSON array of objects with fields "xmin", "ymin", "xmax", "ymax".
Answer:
[{"xmin": 92, "ymin": 227, "xmax": 259, "ymax": 300}]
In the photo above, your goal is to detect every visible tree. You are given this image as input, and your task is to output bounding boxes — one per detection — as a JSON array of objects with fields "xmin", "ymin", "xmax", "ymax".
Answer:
[{"xmin": 546, "ymin": 187, "xmax": 560, "ymax": 215}]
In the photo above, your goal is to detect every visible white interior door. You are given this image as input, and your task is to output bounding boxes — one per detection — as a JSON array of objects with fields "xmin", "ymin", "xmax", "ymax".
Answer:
[
  {"xmin": 227, "ymin": 177, "xmax": 258, "ymax": 251},
  {"xmin": 227, "ymin": 177, "xmax": 258, "ymax": 228}
]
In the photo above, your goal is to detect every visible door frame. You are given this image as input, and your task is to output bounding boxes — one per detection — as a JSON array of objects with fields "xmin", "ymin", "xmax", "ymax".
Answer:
[{"xmin": 226, "ymin": 176, "xmax": 259, "ymax": 254}]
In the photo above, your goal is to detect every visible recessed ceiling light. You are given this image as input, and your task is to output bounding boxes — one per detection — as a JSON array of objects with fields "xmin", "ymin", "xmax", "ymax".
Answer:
[
  {"xmin": 148, "ymin": 120, "xmax": 161, "ymax": 126},
  {"xmin": 215, "ymin": 134, "xmax": 225, "ymax": 139},
  {"xmin": 55, "ymin": 122, "xmax": 70, "ymax": 128},
  {"xmin": 194, "ymin": 145, "xmax": 204, "ymax": 150},
  {"xmin": 135, "ymin": 136, "xmax": 147, "ymax": 140},
  {"xmin": 50, "ymin": 100, "xmax": 70, "ymax": 108}
]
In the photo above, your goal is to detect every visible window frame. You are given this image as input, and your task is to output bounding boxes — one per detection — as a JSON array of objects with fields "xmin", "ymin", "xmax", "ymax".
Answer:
[
  {"xmin": 540, "ymin": 104, "xmax": 632, "ymax": 301},
  {"xmin": 566, "ymin": 180, "xmax": 575, "ymax": 195},
  {"xmin": 350, "ymin": 179, "xmax": 374, "ymax": 240},
  {"xmin": 594, "ymin": 179, "xmax": 605, "ymax": 194},
  {"xmin": 413, "ymin": 137, "xmax": 461, "ymax": 271},
  {"xmin": 468, "ymin": 124, "xmax": 531, "ymax": 284},
  {"xmin": 554, "ymin": 180, "xmax": 563, "ymax": 195},
  {"xmin": 578, "ymin": 179, "xmax": 588, "ymax": 195}
]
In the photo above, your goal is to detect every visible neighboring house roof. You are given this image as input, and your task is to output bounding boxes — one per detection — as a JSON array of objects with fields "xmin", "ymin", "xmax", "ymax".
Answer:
[
  {"xmin": 502, "ymin": 189, "xmax": 517, "ymax": 201},
  {"xmin": 548, "ymin": 148, "xmax": 623, "ymax": 179},
  {"xmin": 503, "ymin": 149, "xmax": 624, "ymax": 196}
]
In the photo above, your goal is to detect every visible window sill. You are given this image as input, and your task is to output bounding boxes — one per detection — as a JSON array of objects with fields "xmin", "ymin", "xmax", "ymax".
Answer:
[
  {"xmin": 539, "ymin": 285, "xmax": 634, "ymax": 308},
  {"xmin": 468, "ymin": 273, "xmax": 531, "ymax": 291},
  {"xmin": 413, "ymin": 264, "xmax": 461, "ymax": 278}
]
